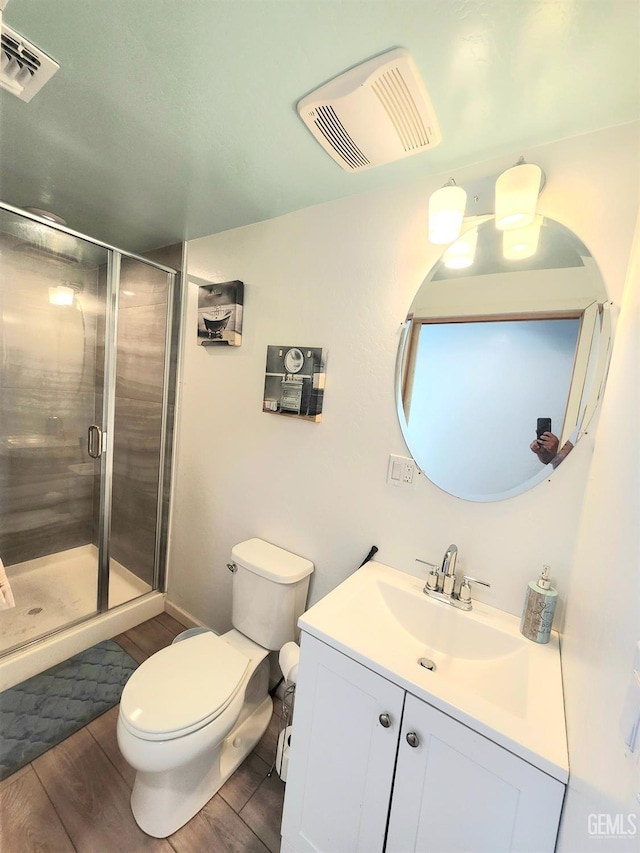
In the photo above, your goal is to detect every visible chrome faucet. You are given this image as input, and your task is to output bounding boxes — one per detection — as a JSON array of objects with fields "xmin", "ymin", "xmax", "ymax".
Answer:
[
  {"xmin": 416, "ymin": 543, "xmax": 490, "ymax": 611},
  {"xmin": 440, "ymin": 544, "xmax": 458, "ymax": 596}
]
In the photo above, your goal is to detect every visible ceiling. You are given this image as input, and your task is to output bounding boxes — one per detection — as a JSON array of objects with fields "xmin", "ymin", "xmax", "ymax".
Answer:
[{"xmin": 0, "ymin": 0, "xmax": 638, "ymax": 254}]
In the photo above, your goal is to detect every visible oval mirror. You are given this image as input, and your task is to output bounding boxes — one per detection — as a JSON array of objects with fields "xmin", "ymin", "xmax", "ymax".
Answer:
[{"xmin": 396, "ymin": 216, "xmax": 611, "ymax": 502}]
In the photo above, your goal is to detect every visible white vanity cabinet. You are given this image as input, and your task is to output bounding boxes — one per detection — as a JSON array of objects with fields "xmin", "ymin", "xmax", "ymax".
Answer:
[
  {"xmin": 386, "ymin": 692, "xmax": 565, "ymax": 852},
  {"xmin": 281, "ymin": 634, "xmax": 565, "ymax": 853},
  {"xmin": 280, "ymin": 633, "xmax": 405, "ymax": 853}
]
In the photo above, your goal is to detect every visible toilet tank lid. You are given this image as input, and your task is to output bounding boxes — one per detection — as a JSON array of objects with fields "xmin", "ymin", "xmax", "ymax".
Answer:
[{"xmin": 232, "ymin": 538, "xmax": 314, "ymax": 583}]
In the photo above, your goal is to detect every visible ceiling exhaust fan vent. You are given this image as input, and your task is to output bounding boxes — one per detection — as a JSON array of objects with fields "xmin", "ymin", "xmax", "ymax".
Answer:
[
  {"xmin": 0, "ymin": 22, "xmax": 59, "ymax": 102},
  {"xmin": 313, "ymin": 105, "xmax": 371, "ymax": 171},
  {"xmin": 297, "ymin": 48, "xmax": 442, "ymax": 172}
]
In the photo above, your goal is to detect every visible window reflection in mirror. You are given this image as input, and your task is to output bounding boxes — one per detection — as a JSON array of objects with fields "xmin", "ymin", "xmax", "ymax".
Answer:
[
  {"xmin": 402, "ymin": 316, "xmax": 580, "ymax": 496},
  {"xmin": 397, "ymin": 217, "xmax": 610, "ymax": 502}
]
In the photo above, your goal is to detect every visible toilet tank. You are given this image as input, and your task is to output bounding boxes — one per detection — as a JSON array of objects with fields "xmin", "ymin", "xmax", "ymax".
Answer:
[{"xmin": 231, "ymin": 538, "xmax": 314, "ymax": 650}]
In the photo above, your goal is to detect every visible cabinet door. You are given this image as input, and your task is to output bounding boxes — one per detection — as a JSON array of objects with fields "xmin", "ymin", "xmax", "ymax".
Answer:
[
  {"xmin": 386, "ymin": 694, "xmax": 565, "ymax": 853},
  {"xmin": 280, "ymin": 634, "xmax": 405, "ymax": 853}
]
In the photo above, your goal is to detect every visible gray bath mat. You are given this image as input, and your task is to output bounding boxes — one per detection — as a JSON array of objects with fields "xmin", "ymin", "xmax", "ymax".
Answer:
[{"xmin": 0, "ymin": 639, "xmax": 138, "ymax": 780}]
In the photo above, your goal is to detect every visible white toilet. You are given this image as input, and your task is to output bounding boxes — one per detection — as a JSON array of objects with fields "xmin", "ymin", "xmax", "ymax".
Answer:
[{"xmin": 116, "ymin": 538, "xmax": 313, "ymax": 838}]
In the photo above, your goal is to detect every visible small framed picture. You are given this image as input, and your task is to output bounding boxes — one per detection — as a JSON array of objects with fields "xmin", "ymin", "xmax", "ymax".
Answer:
[
  {"xmin": 263, "ymin": 346, "xmax": 326, "ymax": 422},
  {"xmin": 197, "ymin": 279, "xmax": 244, "ymax": 347}
]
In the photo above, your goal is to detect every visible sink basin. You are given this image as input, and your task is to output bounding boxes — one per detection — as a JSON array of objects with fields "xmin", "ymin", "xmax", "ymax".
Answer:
[
  {"xmin": 298, "ymin": 561, "xmax": 568, "ymax": 782},
  {"xmin": 367, "ymin": 576, "xmax": 531, "ymax": 719},
  {"xmin": 375, "ymin": 577, "xmax": 523, "ymax": 660}
]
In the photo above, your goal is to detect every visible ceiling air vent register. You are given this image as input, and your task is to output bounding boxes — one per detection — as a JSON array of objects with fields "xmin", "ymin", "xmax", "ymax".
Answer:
[
  {"xmin": 297, "ymin": 48, "xmax": 442, "ymax": 172},
  {"xmin": 0, "ymin": 22, "xmax": 59, "ymax": 102}
]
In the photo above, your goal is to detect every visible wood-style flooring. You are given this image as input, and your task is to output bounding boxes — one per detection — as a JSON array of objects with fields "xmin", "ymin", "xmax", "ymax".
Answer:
[{"xmin": 0, "ymin": 614, "xmax": 286, "ymax": 853}]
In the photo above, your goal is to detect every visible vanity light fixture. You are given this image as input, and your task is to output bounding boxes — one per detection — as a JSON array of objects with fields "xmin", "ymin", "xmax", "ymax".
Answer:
[
  {"xmin": 443, "ymin": 229, "xmax": 478, "ymax": 270},
  {"xmin": 494, "ymin": 158, "xmax": 544, "ymax": 231},
  {"xmin": 428, "ymin": 179, "xmax": 467, "ymax": 245},
  {"xmin": 502, "ymin": 215, "xmax": 543, "ymax": 260},
  {"xmin": 427, "ymin": 159, "xmax": 545, "ymax": 252}
]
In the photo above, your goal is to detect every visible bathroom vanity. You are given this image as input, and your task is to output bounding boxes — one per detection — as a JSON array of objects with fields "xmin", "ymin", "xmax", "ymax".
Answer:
[{"xmin": 280, "ymin": 562, "xmax": 568, "ymax": 853}]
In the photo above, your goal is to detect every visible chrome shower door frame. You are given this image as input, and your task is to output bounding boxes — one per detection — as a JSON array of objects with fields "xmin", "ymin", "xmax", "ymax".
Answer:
[{"xmin": 0, "ymin": 200, "xmax": 178, "ymax": 620}]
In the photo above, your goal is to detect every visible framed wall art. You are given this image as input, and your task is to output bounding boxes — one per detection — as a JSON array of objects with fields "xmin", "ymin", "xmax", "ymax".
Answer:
[
  {"xmin": 196, "ymin": 279, "xmax": 244, "ymax": 347},
  {"xmin": 263, "ymin": 346, "xmax": 326, "ymax": 422}
]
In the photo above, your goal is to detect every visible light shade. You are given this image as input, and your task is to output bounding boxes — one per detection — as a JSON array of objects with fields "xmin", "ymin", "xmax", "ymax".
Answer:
[
  {"xmin": 503, "ymin": 215, "xmax": 543, "ymax": 260},
  {"xmin": 48, "ymin": 285, "xmax": 75, "ymax": 306},
  {"xmin": 495, "ymin": 163, "xmax": 542, "ymax": 230},
  {"xmin": 428, "ymin": 184, "xmax": 467, "ymax": 244},
  {"xmin": 443, "ymin": 229, "xmax": 478, "ymax": 270}
]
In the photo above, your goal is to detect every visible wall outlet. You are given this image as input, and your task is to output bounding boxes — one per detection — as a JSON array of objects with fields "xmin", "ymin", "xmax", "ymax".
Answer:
[{"xmin": 387, "ymin": 454, "xmax": 416, "ymax": 488}]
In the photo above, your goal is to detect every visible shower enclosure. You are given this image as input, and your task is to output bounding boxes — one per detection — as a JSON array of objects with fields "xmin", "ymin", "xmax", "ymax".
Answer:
[{"xmin": 0, "ymin": 202, "xmax": 179, "ymax": 664}]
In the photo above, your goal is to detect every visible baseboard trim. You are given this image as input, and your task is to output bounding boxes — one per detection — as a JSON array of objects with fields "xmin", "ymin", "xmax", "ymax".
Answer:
[{"xmin": 164, "ymin": 599, "xmax": 210, "ymax": 630}]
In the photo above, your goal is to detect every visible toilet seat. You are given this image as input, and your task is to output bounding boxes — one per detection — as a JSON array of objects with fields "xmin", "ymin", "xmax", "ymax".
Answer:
[{"xmin": 120, "ymin": 632, "xmax": 249, "ymax": 741}]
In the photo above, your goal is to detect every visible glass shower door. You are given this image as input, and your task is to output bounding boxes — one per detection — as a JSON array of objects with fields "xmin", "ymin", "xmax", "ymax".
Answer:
[
  {"xmin": 0, "ymin": 208, "xmax": 110, "ymax": 653},
  {"xmin": 0, "ymin": 205, "xmax": 176, "ymax": 657},
  {"xmin": 105, "ymin": 255, "xmax": 173, "ymax": 609}
]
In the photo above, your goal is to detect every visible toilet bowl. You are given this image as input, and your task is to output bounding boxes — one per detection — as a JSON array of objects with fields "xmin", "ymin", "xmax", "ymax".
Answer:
[
  {"xmin": 117, "ymin": 629, "xmax": 271, "ymax": 838},
  {"xmin": 116, "ymin": 537, "xmax": 314, "ymax": 838}
]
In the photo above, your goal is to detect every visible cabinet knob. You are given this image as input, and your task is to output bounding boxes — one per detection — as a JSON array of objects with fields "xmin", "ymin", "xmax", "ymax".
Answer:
[
  {"xmin": 379, "ymin": 713, "xmax": 392, "ymax": 728},
  {"xmin": 406, "ymin": 731, "xmax": 420, "ymax": 748}
]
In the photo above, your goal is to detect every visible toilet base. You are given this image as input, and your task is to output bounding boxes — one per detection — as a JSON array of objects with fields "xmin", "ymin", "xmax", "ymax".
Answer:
[{"xmin": 130, "ymin": 694, "xmax": 273, "ymax": 838}]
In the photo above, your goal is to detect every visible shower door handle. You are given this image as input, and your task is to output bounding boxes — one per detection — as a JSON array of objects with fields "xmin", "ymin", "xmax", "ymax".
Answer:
[{"xmin": 87, "ymin": 424, "xmax": 103, "ymax": 458}]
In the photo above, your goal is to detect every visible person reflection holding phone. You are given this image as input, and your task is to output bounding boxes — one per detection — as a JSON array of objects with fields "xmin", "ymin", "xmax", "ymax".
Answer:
[{"xmin": 530, "ymin": 432, "xmax": 574, "ymax": 468}]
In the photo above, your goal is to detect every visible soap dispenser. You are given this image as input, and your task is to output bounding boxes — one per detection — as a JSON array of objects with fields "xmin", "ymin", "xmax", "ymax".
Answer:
[{"xmin": 520, "ymin": 565, "xmax": 558, "ymax": 644}]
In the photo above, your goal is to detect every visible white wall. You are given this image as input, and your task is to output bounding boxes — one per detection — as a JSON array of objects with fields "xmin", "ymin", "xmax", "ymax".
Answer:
[
  {"xmin": 167, "ymin": 122, "xmax": 639, "ymax": 848},
  {"xmin": 557, "ymin": 211, "xmax": 640, "ymax": 851},
  {"xmin": 168, "ymin": 123, "xmax": 638, "ymax": 637}
]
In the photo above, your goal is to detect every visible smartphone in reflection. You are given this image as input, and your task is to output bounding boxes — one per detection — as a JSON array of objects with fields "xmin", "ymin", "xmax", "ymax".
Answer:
[{"xmin": 536, "ymin": 417, "xmax": 552, "ymax": 439}]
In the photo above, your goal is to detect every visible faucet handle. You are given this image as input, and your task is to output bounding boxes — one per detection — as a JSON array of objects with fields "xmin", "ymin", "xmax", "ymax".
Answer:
[
  {"xmin": 416, "ymin": 558, "xmax": 440, "ymax": 591},
  {"xmin": 459, "ymin": 575, "xmax": 491, "ymax": 603},
  {"xmin": 462, "ymin": 575, "xmax": 491, "ymax": 587},
  {"xmin": 416, "ymin": 558, "xmax": 439, "ymax": 570}
]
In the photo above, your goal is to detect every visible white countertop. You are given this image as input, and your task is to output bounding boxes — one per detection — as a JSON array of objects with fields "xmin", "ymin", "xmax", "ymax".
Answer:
[{"xmin": 298, "ymin": 560, "xmax": 569, "ymax": 783}]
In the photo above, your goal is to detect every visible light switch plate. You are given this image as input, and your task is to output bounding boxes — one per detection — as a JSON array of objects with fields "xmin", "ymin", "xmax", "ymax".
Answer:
[{"xmin": 387, "ymin": 454, "xmax": 416, "ymax": 488}]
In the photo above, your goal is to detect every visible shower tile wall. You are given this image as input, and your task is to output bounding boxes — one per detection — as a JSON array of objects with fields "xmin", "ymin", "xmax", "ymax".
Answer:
[
  {"xmin": 104, "ymin": 243, "xmax": 182, "ymax": 587},
  {"xmin": 0, "ymin": 251, "xmax": 99, "ymax": 566}
]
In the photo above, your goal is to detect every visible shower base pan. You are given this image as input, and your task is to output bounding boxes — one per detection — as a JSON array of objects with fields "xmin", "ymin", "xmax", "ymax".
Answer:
[{"xmin": 0, "ymin": 545, "xmax": 164, "ymax": 690}]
